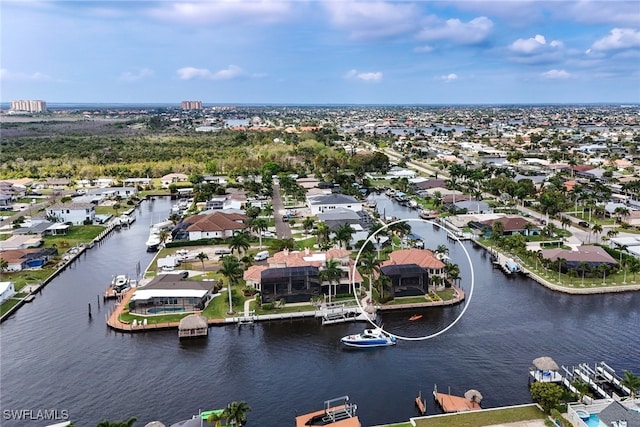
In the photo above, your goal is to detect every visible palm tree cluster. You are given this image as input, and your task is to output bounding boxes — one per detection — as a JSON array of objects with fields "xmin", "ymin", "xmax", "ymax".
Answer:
[{"xmin": 207, "ymin": 401, "xmax": 252, "ymax": 427}]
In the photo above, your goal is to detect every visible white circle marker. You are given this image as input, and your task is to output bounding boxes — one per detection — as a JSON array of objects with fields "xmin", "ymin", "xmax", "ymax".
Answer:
[{"xmin": 352, "ymin": 218, "xmax": 475, "ymax": 341}]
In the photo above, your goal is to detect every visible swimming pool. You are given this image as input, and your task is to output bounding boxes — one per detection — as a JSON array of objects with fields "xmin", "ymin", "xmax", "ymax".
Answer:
[
  {"xmin": 584, "ymin": 414, "xmax": 603, "ymax": 427},
  {"xmin": 147, "ymin": 307, "xmax": 186, "ymax": 314}
]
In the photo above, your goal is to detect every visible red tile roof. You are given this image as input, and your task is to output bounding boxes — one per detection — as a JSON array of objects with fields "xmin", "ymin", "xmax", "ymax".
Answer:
[{"xmin": 380, "ymin": 248, "xmax": 445, "ymax": 270}]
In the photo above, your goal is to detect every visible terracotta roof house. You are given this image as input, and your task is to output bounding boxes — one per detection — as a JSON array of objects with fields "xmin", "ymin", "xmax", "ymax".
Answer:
[
  {"xmin": 182, "ymin": 212, "xmax": 246, "ymax": 241},
  {"xmin": 540, "ymin": 245, "xmax": 618, "ymax": 272},
  {"xmin": 243, "ymin": 248, "xmax": 363, "ymax": 304},
  {"xmin": 379, "ymin": 248, "xmax": 446, "ymax": 297},
  {"xmin": 0, "ymin": 247, "xmax": 58, "ymax": 271}
]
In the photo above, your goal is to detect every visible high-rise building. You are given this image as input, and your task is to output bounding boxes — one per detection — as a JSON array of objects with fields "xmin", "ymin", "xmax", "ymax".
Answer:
[
  {"xmin": 10, "ymin": 100, "xmax": 47, "ymax": 113},
  {"xmin": 181, "ymin": 100, "xmax": 202, "ymax": 110}
]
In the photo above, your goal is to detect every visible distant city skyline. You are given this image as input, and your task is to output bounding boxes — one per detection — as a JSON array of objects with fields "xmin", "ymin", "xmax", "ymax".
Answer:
[{"xmin": 2, "ymin": 1, "xmax": 639, "ymax": 105}]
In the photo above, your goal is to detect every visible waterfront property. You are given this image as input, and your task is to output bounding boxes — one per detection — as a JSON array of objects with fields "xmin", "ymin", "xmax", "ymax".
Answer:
[
  {"xmin": 295, "ymin": 396, "xmax": 360, "ymax": 427},
  {"xmin": 243, "ymin": 248, "xmax": 363, "ymax": 304},
  {"xmin": 379, "ymin": 248, "xmax": 446, "ymax": 297},
  {"xmin": 46, "ymin": 201, "xmax": 96, "ymax": 225},
  {"xmin": 178, "ymin": 211, "xmax": 246, "ymax": 241},
  {"xmin": 128, "ymin": 273, "xmax": 217, "ymax": 315},
  {"xmin": 568, "ymin": 399, "xmax": 640, "ymax": 427}
]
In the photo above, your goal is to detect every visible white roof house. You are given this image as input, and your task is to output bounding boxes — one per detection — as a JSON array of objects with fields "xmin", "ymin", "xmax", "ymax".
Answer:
[{"xmin": 307, "ymin": 193, "xmax": 362, "ymax": 215}]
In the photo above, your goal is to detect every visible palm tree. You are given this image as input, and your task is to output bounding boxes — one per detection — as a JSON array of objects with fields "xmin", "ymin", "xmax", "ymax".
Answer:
[
  {"xmin": 302, "ymin": 216, "xmax": 315, "ymax": 238},
  {"xmin": 0, "ymin": 257, "xmax": 8, "ymax": 273},
  {"xmin": 556, "ymin": 257, "xmax": 566, "ymax": 284},
  {"xmin": 591, "ymin": 223, "xmax": 603, "ymax": 244},
  {"xmin": 577, "ymin": 261, "xmax": 589, "ymax": 286},
  {"xmin": 196, "ymin": 252, "xmax": 209, "ymax": 271},
  {"xmin": 206, "ymin": 409, "xmax": 227, "ymax": 427},
  {"xmin": 314, "ymin": 221, "xmax": 331, "ymax": 250},
  {"xmin": 621, "ymin": 370, "xmax": 640, "ymax": 399},
  {"xmin": 220, "ymin": 255, "xmax": 243, "ymax": 314},
  {"xmin": 334, "ymin": 223, "xmax": 355, "ymax": 249},
  {"xmin": 434, "ymin": 244, "xmax": 449, "ymax": 259},
  {"xmin": 158, "ymin": 230, "xmax": 170, "ymax": 247},
  {"xmin": 359, "ymin": 251, "xmax": 381, "ymax": 296},
  {"xmin": 629, "ymin": 258, "xmax": 640, "ymax": 282},
  {"xmin": 228, "ymin": 230, "xmax": 250, "ymax": 258},
  {"xmin": 251, "ymin": 217, "xmax": 268, "ymax": 249},
  {"xmin": 225, "ymin": 401, "xmax": 251, "ymax": 426},
  {"xmin": 491, "ymin": 220, "xmax": 504, "ymax": 241},
  {"xmin": 376, "ymin": 273, "xmax": 392, "ymax": 301},
  {"xmin": 319, "ymin": 258, "xmax": 343, "ymax": 302},
  {"xmin": 368, "ymin": 222, "xmax": 388, "ymax": 258}
]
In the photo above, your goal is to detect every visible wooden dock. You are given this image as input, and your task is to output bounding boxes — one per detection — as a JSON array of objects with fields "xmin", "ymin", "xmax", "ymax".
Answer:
[
  {"xmin": 433, "ymin": 386, "xmax": 481, "ymax": 413},
  {"xmin": 415, "ymin": 391, "xmax": 426, "ymax": 415}
]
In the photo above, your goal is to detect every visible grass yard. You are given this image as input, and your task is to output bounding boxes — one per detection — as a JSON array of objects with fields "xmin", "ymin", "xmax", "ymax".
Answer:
[
  {"xmin": 44, "ymin": 225, "xmax": 105, "ymax": 248},
  {"xmin": 411, "ymin": 405, "xmax": 545, "ymax": 427}
]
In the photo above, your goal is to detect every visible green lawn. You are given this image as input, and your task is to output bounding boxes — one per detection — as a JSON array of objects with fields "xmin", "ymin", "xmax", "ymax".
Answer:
[
  {"xmin": 410, "ymin": 405, "xmax": 545, "ymax": 427},
  {"xmin": 44, "ymin": 225, "xmax": 105, "ymax": 248},
  {"xmin": 0, "ymin": 298, "xmax": 22, "ymax": 317}
]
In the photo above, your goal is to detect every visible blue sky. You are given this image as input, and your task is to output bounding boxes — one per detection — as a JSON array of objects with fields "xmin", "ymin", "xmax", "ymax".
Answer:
[{"xmin": 2, "ymin": 0, "xmax": 639, "ymax": 104}]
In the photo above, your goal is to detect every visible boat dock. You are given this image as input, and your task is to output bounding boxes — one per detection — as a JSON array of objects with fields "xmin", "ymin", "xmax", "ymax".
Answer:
[
  {"xmin": 295, "ymin": 396, "xmax": 360, "ymax": 427},
  {"xmin": 529, "ymin": 357, "xmax": 631, "ymax": 402},
  {"xmin": 433, "ymin": 385, "xmax": 481, "ymax": 413},
  {"xmin": 415, "ymin": 391, "xmax": 427, "ymax": 415}
]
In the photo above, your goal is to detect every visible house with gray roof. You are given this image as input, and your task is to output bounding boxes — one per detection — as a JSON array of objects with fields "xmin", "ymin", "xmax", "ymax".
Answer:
[
  {"xmin": 128, "ymin": 273, "xmax": 217, "ymax": 315},
  {"xmin": 307, "ymin": 193, "xmax": 362, "ymax": 215}
]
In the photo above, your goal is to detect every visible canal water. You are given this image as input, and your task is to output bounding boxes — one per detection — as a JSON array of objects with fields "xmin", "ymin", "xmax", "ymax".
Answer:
[{"xmin": 1, "ymin": 195, "xmax": 638, "ymax": 426}]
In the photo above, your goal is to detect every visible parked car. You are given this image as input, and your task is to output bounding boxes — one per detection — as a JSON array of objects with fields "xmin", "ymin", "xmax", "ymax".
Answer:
[
  {"xmin": 214, "ymin": 248, "xmax": 231, "ymax": 255},
  {"xmin": 578, "ymin": 221, "xmax": 589, "ymax": 228},
  {"xmin": 261, "ymin": 231, "xmax": 275, "ymax": 238}
]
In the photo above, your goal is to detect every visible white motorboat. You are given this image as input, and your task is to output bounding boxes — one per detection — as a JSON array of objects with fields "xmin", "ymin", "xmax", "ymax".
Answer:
[{"xmin": 340, "ymin": 327, "xmax": 396, "ymax": 348}]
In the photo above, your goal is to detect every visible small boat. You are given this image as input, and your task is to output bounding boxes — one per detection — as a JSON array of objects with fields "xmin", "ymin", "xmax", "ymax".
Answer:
[
  {"xmin": 409, "ymin": 314, "xmax": 423, "ymax": 321},
  {"xmin": 340, "ymin": 327, "xmax": 396, "ymax": 348},
  {"xmin": 103, "ymin": 274, "xmax": 132, "ymax": 300}
]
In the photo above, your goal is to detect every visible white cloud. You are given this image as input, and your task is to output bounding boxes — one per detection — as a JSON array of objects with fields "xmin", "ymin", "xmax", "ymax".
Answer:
[
  {"xmin": 148, "ymin": 0, "xmax": 292, "ymax": 25},
  {"xmin": 510, "ymin": 34, "xmax": 554, "ymax": 53},
  {"xmin": 414, "ymin": 45, "xmax": 434, "ymax": 53},
  {"xmin": 591, "ymin": 28, "xmax": 640, "ymax": 51},
  {"xmin": 344, "ymin": 69, "xmax": 383, "ymax": 82},
  {"xmin": 324, "ymin": 1, "xmax": 419, "ymax": 40},
  {"xmin": 542, "ymin": 69, "xmax": 571, "ymax": 79},
  {"xmin": 119, "ymin": 68, "xmax": 154, "ymax": 82},
  {"xmin": 440, "ymin": 73, "xmax": 459, "ymax": 82},
  {"xmin": 416, "ymin": 16, "xmax": 493, "ymax": 45},
  {"xmin": 177, "ymin": 65, "xmax": 244, "ymax": 80},
  {"xmin": 0, "ymin": 68, "xmax": 53, "ymax": 82}
]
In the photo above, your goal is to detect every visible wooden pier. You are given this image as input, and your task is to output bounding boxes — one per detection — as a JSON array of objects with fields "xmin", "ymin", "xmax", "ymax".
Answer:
[
  {"xmin": 433, "ymin": 385, "xmax": 482, "ymax": 413},
  {"xmin": 415, "ymin": 390, "xmax": 426, "ymax": 415}
]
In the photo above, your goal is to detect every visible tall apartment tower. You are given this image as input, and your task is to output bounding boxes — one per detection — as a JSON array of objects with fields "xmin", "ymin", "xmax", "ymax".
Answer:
[
  {"xmin": 10, "ymin": 100, "xmax": 47, "ymax": 113},
  {"xmin": 181, "ymin": 100, "xmax": 202, "ymax": 110}
]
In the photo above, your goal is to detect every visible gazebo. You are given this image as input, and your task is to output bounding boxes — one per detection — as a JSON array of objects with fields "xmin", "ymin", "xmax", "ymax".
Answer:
[
  {"xmin": 178, "ymin": 314, "xmax": 209, "ymax": 339},
  {"xmin": 531, "ymin": 356, "xmax": 561, "ymax": 382}
]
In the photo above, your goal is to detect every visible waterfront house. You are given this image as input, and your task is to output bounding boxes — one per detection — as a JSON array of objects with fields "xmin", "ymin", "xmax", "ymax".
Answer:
[
  {"xmin": 0, "ymin": 248, "xmax": 58, "ymax": 271},
  {"xmin": 46, "ymin": 202, "xmax": 96, "ymax": 225},
  {"xmin": 476, "ymin": 215, "xmax": 541, "ymax": 237},
  {"xmin": 182, "ymin": 212, "xmax": 246, "ymax": 241},
  {"xmin": 540, "ymin": 246, "xmax": 618, "ymax": 273},
  {"xmin": 379, "ymin": 248, "xmax": 446, "ymax": 296},
  {"xmin": 243, "ymin": 248, "xmax": 363, "ymax": 304},
  {"xmin": 13, "ymin": 219, "xmax": 69, "ymax": 237},
  {"xmin": 128, "ymin": 273, "xmax": 216, "ymax": 315},
  {"xmin": 448, "ymin": 200, "xmax": 492, "ymax": 215},
  {"xmin": 0, "ymin": 281, "xmax": 15, "ymax": 304},
  {"xmin": 307, "ymin": 193, "xmax": 362, "ymax": 215},
  {"xmin": 0, "ymin": 235, "xmax": 44, "ymax": 251}
]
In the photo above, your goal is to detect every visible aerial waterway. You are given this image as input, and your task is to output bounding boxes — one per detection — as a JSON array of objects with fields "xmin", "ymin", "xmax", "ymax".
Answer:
[{"xmin": 0, "ymin": 195, "xmax": 638, "ymax": 426}]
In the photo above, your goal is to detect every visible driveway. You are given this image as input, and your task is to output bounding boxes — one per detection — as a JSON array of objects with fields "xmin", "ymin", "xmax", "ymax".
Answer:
[{"xmin": 272, "ymin": 183, "xmax": 292, "ymax": 239}]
